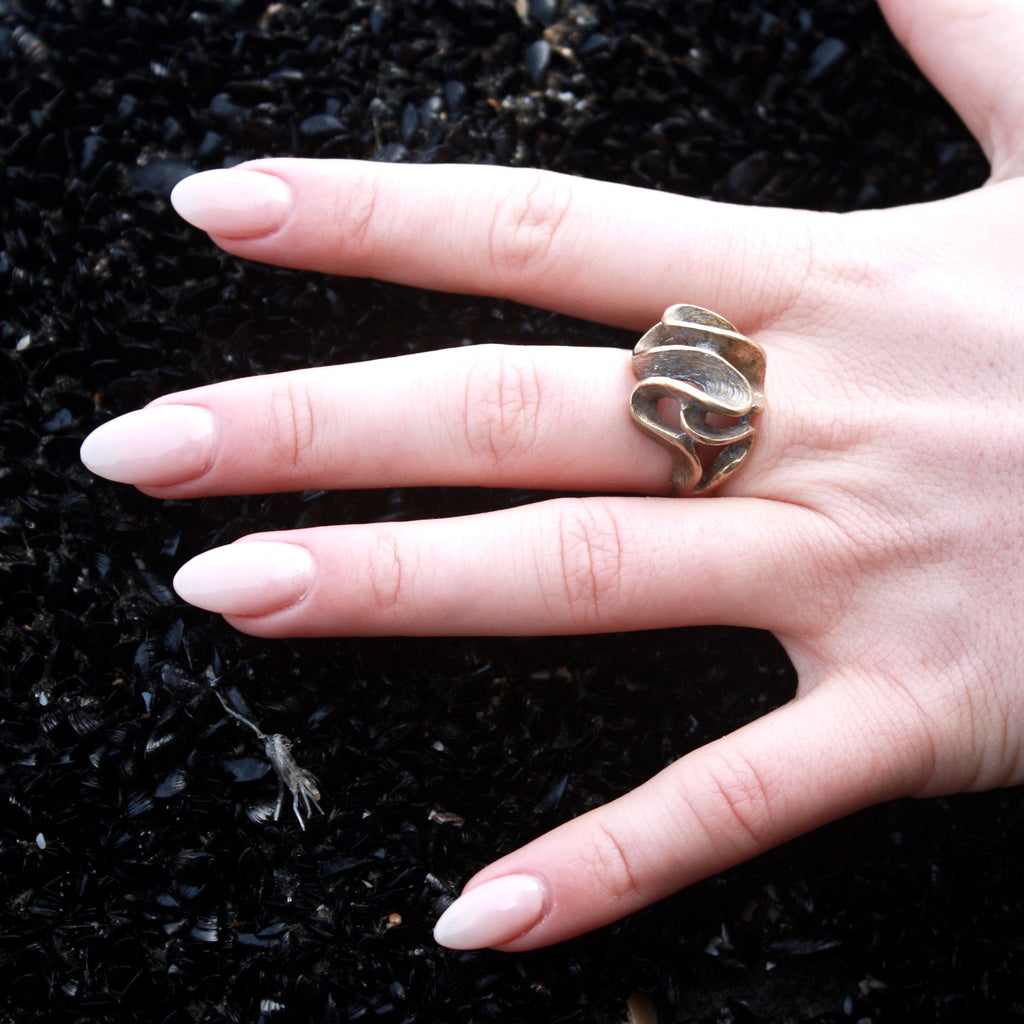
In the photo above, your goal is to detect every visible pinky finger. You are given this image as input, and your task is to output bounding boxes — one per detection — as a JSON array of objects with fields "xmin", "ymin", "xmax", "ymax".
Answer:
[{"xmin": 433, "ymin": 680, "xmax": 930, "ymax": 950}]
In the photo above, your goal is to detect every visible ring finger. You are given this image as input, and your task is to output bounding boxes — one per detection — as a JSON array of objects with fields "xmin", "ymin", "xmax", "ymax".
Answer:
[{"xmin": 170, "ymin": 495, "xmax": 827, "ymax": 638}]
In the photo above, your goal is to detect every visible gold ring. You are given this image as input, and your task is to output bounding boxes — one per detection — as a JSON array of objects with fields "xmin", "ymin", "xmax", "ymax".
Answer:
[{"xmin": 630, "ymin": 304, "xmax": 766, "ymax": 495}]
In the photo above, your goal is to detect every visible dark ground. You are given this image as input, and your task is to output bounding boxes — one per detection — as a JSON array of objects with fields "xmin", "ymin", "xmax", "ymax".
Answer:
[{"xmin": 2, "ymin": 1, "xmax": 1023, "ymax": 1022}]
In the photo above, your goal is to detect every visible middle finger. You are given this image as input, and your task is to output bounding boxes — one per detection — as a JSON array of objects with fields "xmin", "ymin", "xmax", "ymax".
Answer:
[{"xmin": 91, "ymin": 345, "xmax": 678, "ymax": 498}]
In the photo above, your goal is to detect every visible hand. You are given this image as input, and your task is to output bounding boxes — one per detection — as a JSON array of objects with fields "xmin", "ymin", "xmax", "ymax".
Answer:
[{"xmin": 80, "ymin": 0, "xmax": 1024, "ymax": 951}]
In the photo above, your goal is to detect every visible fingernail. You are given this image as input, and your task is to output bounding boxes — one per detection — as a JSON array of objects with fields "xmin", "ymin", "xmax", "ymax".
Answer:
[
  {"xmin": 173, "ymin": 542, "xmax": 315, "ymax": 616},
  {"xmin": 80, "ymin": 405, "xmax": 215, "ymax": 486},
  {"xmin": 433, "ymin": 875, "xmax": 546, "ymax": 950},
  {"xmin": 170, "ymin": 168, "xmax": 291, "ymax": 237}
]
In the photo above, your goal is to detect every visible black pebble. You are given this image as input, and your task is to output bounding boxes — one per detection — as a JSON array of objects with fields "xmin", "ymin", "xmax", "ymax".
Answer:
[
  {"xmin": 529, "ymin": 0, "xmax": 559, "ymax": 25},
  {"xmin": 525, "ymin": 38, "xmax": 551, "ymax": 86},
  {"xmin": 299, "ymin": 112, "xmax": 345, "ymax": 139},
  {"xmin": 804, "ymin": 36, "xmax": 847, "ymax": 84}
]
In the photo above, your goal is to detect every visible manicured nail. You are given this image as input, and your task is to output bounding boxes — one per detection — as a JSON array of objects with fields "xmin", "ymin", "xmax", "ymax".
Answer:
[
  {"xmin": 170, "ymin": 168, "xmax": 291, "ymax": 237},
  {"xmin": 433, "ymin": 875, "xmax": 546, "ymax": 950},
  {"xmin": 173, "ymin": 542, "xmax": 315, "ymax": 616},
  {"xmin": 80, "ymin": 405, "xmax": 215, "ymax": 486}
]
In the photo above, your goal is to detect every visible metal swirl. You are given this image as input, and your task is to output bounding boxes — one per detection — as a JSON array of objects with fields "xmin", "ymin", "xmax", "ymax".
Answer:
[{"xmin": 630, "ymin": 304, "xmax": 766, "ymax": 495}]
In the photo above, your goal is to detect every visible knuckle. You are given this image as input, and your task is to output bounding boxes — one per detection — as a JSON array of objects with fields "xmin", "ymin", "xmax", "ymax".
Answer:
[
  {"xmin": 785, "ymin": 215, "xmax": 894, "ymax": 329},
  {"xmin": 578, "ymin": 820, "xmax": 643, "ymax": 904},
  {"xmin": 331, "ymin": 168, "xmax": 382, "ymax": 254},
  {"xmin": 693, "ymin": 748, "xmax": 776, "ymax": 852},
  {"xmin": 267, "ymin": 380, "xmax": 317, "ymax": 470},
  {"xmin": 488, "ymin": 170, "xmax": 576, "ymax": 281},
  {"xmin": 461, "ymin": 345, "xmax": 543, "ymax": 467},
  {"xmin": 554, "ymin": 499, "xmax": 626, "ymax": 628},
  {"xmin": 364, "ymin": 529, "xmax": 406, "ymax": 616}
]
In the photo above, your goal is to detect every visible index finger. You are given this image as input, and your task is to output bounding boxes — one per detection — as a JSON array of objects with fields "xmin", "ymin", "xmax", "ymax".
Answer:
[{"xmin": 170, "ymin": 159, "xmax": 834, "ymax": 331}]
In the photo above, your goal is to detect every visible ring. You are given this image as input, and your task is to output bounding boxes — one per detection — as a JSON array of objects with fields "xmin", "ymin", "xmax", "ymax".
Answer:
[{"xmin": 629, "ymin": 304, "xmax": 766, "ymax": 495}]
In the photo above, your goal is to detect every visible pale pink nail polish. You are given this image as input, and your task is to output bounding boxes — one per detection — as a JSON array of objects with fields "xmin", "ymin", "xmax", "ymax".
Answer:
[
  {"xmin": 80, "ymin": 405, "xmax": 215, "ymax": 486},
  {"xmin": 433, "ymin": 875, "xmax": 546, "ymax": 950},
  {"xmin": 170, "ymin": 168, "xmax": 291, "ymax": 237},
  {"xmin": 173, "ymin": 542, "xmax": 314, "ymax": 616}
]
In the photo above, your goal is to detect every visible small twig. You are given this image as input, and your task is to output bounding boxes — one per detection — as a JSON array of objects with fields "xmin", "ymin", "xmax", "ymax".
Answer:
[{"xmin": 214, "ymin": 690, "xmax": 323, "ymax": 830}]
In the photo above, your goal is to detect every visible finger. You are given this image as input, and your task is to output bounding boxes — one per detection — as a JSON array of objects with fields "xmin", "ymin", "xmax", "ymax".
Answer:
[
  {"xmin": 169, "ymin": 496, "xmax": 832, "ymax": 638},
  {"xmin": 82, "ymin": 339, "xmax": 818, "ymax": 501},
  {"xmin": 433, "ymin": 680, "xmax": 931, "ymax": 950},
  {"xmin": 81, "ymin": 346, "xmax": 678, "ymax": 497},
  {"xmin": 878, "ymin": 0, "xmax": 1024, "ymax": 180},
  {"xmin": 169, "ymin": 159, "xmax": 838, "ymax": 330}
]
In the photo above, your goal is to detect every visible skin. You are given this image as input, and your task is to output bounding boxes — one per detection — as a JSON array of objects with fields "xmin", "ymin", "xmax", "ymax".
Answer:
[{"xmin": 117, "ymin": 0, "xmax": 1024, "ymax": 950}]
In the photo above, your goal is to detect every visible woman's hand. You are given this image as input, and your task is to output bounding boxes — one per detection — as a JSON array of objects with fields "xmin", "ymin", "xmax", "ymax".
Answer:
[{"xmin": 80, "ymin": 0, "xmax": 1024, "ymax": 951}]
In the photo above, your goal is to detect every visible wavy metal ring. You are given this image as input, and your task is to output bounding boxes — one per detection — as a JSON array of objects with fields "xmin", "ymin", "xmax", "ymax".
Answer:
[{"xmin": 630, "ymin": 304, "xmax": 766, "ymax": 495}]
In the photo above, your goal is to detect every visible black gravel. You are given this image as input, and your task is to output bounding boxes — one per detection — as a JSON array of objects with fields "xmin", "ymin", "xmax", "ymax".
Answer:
[{"xmin": 2, "ymin": 2, "xmax": 1022, "ymax": 1023}]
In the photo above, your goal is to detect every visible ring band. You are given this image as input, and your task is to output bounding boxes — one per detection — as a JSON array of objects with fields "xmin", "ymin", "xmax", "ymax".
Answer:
[{"xmin": 630, "ymin": 304, "xmax": 766, "ymax": 495}]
